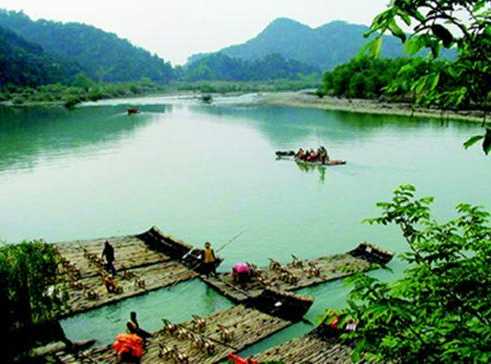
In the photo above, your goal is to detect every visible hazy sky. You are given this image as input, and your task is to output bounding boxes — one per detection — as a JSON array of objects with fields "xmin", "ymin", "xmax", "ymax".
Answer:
[{"xmin": 2, "ymin": 0, "xmax": 390, "ymax": 65}]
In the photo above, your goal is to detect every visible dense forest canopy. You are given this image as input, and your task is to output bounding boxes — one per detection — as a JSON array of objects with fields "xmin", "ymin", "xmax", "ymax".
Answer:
[
  {"xmin": 0, "ymin": 10, "xmax": 175, "ymax": 83},
  {"xmin": 322, "ymin": 56, "xmax": 463, "ymax": 103},
  {"xmin": 182, "ymin": 53, "xmax": 320, "ymax": 82},
  {"xmin": 0, "ymin": 25, "xmax": 80, "ymax": 86}
]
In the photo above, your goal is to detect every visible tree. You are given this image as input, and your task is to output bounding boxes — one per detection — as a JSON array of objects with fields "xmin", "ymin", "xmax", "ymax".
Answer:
[
  {"xmin": 71, "ymin": 73, "xmax": 95, "ymax": 91},
  {"xmin": 364, "ymin": 0, "xmax": 491, "ymax": 153},
  {"xmin": 1, "ymin": 241, "xmax": 66, "ymax": 359},
  {"xmin": 339, "ymin": 185, "xmax": 491, "ymax": 363}
]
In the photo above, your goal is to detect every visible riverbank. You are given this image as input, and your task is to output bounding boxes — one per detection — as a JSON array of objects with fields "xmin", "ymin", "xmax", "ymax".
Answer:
[{"xmin": 260, "ymin": 92, "xmax": 488, "ymax": 123}]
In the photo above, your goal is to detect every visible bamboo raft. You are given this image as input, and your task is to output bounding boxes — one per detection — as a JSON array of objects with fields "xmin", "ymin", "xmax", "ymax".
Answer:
[
  {"xmin": 202, "ymin": 243, "xmax": 393, "ymax": 303},
  {"xmin": 54, "ymin": 227, "xmax": 199, "ymax": 317},
  {"xmin": 254, "ymin": 332, "xmax": 352, "ymax": 363},
  {"xmin": 57, "ymin": 305, "xmax": 292, "ymax": 364}
]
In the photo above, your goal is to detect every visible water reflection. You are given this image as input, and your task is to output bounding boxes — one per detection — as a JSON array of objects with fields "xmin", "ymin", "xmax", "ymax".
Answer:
[
  {"xmin": 294, "ymin": 160, "xmax": 327, "ymax": 183},
  {"xmin": 190, "ymin": 104, "xmax": 481, "ymax": 150},
  {"xmin": 0, "ymin": 104, "xmax": 170, "ymax": 172}
]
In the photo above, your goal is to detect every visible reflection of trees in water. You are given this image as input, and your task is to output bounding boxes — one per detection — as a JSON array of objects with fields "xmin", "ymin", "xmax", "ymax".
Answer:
[
  {"xmin": 295, "ymin": 161, "xmax": 327, "ymax": 184},
  {"xmin": 189, "ymin": 104, "xmax": 481, "ymax": 149},
  {"xmin": 0, "ymin": 104, "xmax": 169, "ymax": 172}
]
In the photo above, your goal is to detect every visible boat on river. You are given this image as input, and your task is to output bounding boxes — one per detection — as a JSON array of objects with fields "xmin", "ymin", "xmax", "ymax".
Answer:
[
  {"xmin": 275, "ymin": 150, "xmax": 346, "ymax": 166},
  {"xmin": 127, "ymin": 107, "xmax": 139, "ymax": 115},
  {"xmin": 295, "ymin": 157, "xmax": 346, "ymax": 166}
]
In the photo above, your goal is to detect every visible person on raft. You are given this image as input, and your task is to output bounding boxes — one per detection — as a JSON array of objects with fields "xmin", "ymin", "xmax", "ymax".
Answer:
[
  {"xmin": 103, "ymin": 274, "xmax": 119, "ymax": 293},
  {"xmin": 127, "ymin": 311, "xmax": 153, "ymax": 341},
  {"xmin": 318, "ymin": 146, "xmax": 329, "ymax": 164},
  {"xmin": 202, "ymin": 241, "xmax": 217, "ymax": 277},
  {"xmin": 306, "ymin": 148, "xmax": 318, "ymax": 161},
  {"xmin": 112, "ymin": 331, "xmax": 144, "ymax": 363},
  {"xmin": 102, "ymin": 240, "xmax": 116, "ymax": 276},
  {"xmin": 232, "ymin": 262, "xmax": 252, "ymax": 284},
  {"xmin": 295, "ymin": 148, "xmax": 305, "ymax": 160}
]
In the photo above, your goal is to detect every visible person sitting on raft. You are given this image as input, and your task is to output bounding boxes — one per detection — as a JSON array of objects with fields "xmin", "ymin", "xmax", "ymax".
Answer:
[
  {"xmin": 103, "ymin": 274, "xmax": 119, "ymax": 293},
  {"xmin": 306, "ymin": 149, "xmax": 319, "ymax": 162},
  {"xmin": 295, "ymin": 148, "xmax": 305, "ymax": 160},
  {"xmin": 127, "ymin": 311, "xmax": 153, "ymax": 341},
  {"xmin": 112, "ymin": 331, "xmax": 144, "ymax": 363}
]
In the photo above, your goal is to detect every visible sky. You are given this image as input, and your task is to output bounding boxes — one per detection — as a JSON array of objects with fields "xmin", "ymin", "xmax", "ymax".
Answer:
[{"xmin": 1, "ymin": 0, "xmax": 390, "ymax": 65}]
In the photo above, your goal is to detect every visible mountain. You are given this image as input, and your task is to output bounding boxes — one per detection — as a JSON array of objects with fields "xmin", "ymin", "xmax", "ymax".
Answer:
[
  {"xmin": 182, "ymin": 53, "xmax": 320, "ymax": 81},
  {"xmin": 189, "ymin": 18, "xmax": 414, "ymax": 70},
  {"xmin": 0, "ymin": 25, "xmax": 80, "ymax": 87},
  {"xmin": 0, "ymin": 10, "xmax": 175, "ymax": 83}
]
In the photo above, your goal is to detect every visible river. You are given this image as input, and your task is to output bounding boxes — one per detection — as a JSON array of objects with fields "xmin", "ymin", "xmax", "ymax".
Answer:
[{"xmin": 0, "ymin": 95, "xmax": 489, "ymax": 351}]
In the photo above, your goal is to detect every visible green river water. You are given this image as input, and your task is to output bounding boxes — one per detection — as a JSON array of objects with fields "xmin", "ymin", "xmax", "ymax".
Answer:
[{"xmin": 0, "ymin": 95, "xmax": 489, "ymax": 353}]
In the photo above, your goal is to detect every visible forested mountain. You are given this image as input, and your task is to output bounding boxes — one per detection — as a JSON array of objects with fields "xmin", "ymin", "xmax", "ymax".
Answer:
[
  {"xmin": 189, "ymin": 18, "xmax": 444, "ymax": 70},
  {"xmin": 182, "ymin": 53, "xmax": 319, "ymax": 81},
  {"xmin": 0, "ymin": 10, "xmax": 175, "ymax": 83},
  {"xmin": 0, "ymin": 25, "xmax": 80, "ymax": 86}
]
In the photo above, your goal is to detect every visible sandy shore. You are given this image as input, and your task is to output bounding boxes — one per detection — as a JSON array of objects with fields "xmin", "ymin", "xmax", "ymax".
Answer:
[{"xmin": 260, "ymin": 92, "xmax": 488, "ymax": 124}]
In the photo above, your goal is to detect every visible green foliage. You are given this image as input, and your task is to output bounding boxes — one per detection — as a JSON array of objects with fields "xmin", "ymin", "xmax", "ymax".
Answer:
[
  {"xmin": 343, "ymin": 185, "xmax": 491, "ymax": 363},
  {"xmin": 1, "ymin": 79, "xmax": 167, "ymax": 106},
  {"xmin": 174, "ymin": 79, "xmax": 321, "ymax": 94},
  {"xmin": 63, "ymin": 96, "xmax": 82, "ymax": 109},
  {"xmin": 1, "ymin": 241, "xmax": 65, "ymax": 327},
  {"xmin": 323, "ymin": 56, "xmax": 416, "ymax": 99},
  {"xmin": 0, "ymin": 25, "xmax": 79, "ymax": 87},
  {"xmin": 365, "ymin": 0, "xmax": 490, "ymax": 151},
  {"xmin": 183, "ymin": 53, "xmax": 319, "ymax": 82},
  {"xmin": 0, "ymin": 10, "xmax": 175, "ymax": 83}
]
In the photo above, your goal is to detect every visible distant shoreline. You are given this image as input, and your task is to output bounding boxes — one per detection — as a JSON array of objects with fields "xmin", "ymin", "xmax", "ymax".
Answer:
[
  {"xmin": 259, "ymin": 92, "xmax": 488, "ymax": 124},
  {"xmin": 2, "ymin": 90, "xmax": 488, "ymax": 125}
]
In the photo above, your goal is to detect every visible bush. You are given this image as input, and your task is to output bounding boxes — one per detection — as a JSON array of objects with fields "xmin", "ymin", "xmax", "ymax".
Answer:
[
  {"xmin": 64, "ymin": 96, "xmax": 82, "ymax": 109},
  {"xmin": 342, "ymin": 185, "xmax": 491, "ymax": 363},
  {"xmin": 12, "ymin": 96, "xmax": 25, "ymax": 105}
]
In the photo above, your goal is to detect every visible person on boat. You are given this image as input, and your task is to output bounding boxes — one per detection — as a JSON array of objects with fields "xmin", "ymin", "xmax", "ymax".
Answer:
[
  {"xmin": 295, "ymin": 148, "xmax": 305, "ymax": 160},
  {"xmin": 202, "ymin": 242, "xmax": 217, "ymax": 277},
  {"xmin": 102, "ymin": 240, "xmax": 116, "ymax": 276},
  {"xmin": 127, "ymin": 312, "xmax": 153, "ymax": 340},
  {"xmin": 232, "ymin": 262, "xmax": 251, "ymax": 284},
  {"xmin": 307, "ymin": 149, "xmax": 318, "ymax": 162},
  {"xmin": 318, "ymin": 146, "xmax": 330, "ymax": 164}
]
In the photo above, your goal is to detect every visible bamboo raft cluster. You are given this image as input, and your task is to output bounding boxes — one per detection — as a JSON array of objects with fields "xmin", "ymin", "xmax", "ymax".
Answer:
[
  {"xmin": 254, "ymin": 334, "xmax": 352, "ymax": 364},
  {"xmin": 57, "ymin": 305, "xmax": 291, "ymax": 364},
  {"xmin": 202, "ymin": 244, "xmax": 389, "ymax": 303},
  {"xmin": 49, "ymin": 229, "xmax": 391, "ymax": 363},
  {"xmin": 54, "ymin": 230, "xmax": 198, "ymax": 316}
]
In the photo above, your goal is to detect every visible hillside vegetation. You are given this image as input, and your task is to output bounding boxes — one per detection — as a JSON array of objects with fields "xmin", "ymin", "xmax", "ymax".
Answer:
[
  {"xmin": 181, "ymin": 53, "xmax": 319, "ymax": 81},
  {"xmin": 0, "ymin": 10, "xmax": 175, "ymax": 83},
  {"xmin": 0, "ymin": 25, "xmax": 79, "ymax": 86}
]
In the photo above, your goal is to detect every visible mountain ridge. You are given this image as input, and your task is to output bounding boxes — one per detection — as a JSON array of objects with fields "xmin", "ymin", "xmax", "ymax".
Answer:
[{"xmin": 188, "ymin": 18, "xmax": 409, "ymax": 69}]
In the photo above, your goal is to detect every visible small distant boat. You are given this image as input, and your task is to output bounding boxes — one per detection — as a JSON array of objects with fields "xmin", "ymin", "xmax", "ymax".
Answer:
[
  {"xmin": 275, "ymin": 150, "xmax": 346, "ymax": 166},
  {"xmin": 295, "ymin": 158, "xmax": 346, "ymax": 166},
  {"xmin": 127, "ymin": 108, "xmax": 139, "ymax": 115},
  {"xmin": 201, "ymin": 94, "xmax": 213, "ymax": 103}
]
